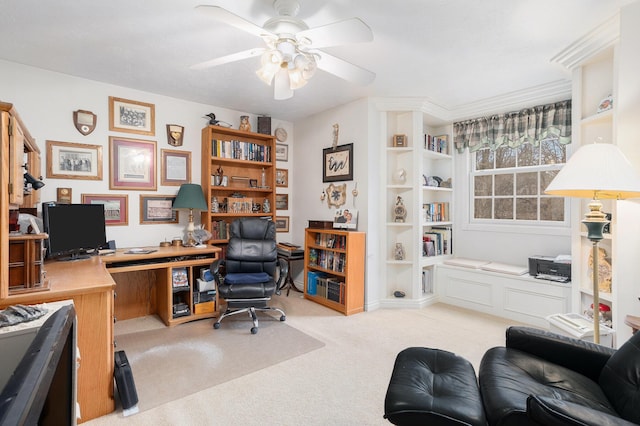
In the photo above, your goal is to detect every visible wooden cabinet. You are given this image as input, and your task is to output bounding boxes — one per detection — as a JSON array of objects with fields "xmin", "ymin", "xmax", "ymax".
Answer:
[
  {"xmin": 201, "ymin": 125, "xmax": 276, "ymax": 244},
  {"xmin": 377, "ymin": 107, "xmax": 453, "ymax": 307},
  {"xmin": 8, "ymin": 233, "xmax": 48, "ymax": 294},
  {"xmin": 104, "ymin": 246, "xmax": 220, "ymax": 327},
  {"xmin": 303, "ymin": 228, "xmax": 365, "ymax": 315}
]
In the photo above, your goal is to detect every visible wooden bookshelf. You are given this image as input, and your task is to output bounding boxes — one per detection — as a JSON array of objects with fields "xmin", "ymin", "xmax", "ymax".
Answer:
[{"xmin": 303, "ymin": 228, "xmax": 365, "ymax": 315}]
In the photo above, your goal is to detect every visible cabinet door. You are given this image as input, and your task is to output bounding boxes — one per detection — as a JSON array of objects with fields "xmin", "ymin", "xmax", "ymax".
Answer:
[{"xmin": 8, "ymin": 118, "xmax": 25, "ymax": 206}]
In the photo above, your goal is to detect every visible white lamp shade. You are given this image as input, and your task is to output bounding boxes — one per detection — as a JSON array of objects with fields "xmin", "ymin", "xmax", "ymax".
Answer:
[
  {"xmin": 545, "ymin": 142, "xmax": 640, "ymax": 199},
  {"xmin": 274, "ymin": 69, "xmax": 293, "ymax": 100}
]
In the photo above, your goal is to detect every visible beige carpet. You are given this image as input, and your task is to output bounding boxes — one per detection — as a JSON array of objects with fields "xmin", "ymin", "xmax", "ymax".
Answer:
[{"xmin": 114, "ymin": 313, "xmax": 325, "ymax": 413}]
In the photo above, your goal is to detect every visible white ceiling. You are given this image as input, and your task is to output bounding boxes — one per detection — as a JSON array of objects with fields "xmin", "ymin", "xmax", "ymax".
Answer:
[{"xmin": 0, "ymin": 0, "xmax": 631, "ymax": 122}]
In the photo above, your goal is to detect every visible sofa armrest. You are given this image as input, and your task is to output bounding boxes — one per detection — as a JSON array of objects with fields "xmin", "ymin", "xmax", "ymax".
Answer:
[
  {"xmin": 506, "ymin": 326, "xmax": 615, "ymax": 381},
  {"xmin": 527, "ymin": 395, "xmax": 634, "ymax": 426}
]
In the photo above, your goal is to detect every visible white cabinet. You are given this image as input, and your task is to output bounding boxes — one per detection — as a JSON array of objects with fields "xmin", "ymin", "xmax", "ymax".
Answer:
[
  {"xmin": 378, "ymin": 107, "xmax": 453, "ymax": 307},
  {"xmin": 552, "ymin": 13, "xmax": 639, "ymax": 346}
]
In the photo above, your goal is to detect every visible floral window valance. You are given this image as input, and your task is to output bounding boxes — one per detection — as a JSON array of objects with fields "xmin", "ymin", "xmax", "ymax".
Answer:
[{"xmin": 453, "ymin": 100, "xmax": 571, "ymax": 153}]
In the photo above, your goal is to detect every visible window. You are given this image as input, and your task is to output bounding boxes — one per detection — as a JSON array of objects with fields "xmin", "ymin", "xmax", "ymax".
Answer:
[{"xmin": 472, "ymin": 138, "xmax": 566, "ymax": 223}]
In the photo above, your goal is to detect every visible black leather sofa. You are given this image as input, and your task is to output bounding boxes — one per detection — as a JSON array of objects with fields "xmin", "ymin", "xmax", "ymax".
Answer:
[{"xmin": 385, "ymin": 326, "xmax": 640, "ymax": 425}]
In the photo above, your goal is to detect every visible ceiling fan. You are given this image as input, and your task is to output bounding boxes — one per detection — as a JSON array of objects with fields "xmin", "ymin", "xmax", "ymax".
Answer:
[{"xmin": 192, "ymin": 0, "xmax": 375, "ymax": 100}]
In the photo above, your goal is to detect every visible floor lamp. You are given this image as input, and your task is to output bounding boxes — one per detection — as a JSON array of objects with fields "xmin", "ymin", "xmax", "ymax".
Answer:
[
  {"xmin": 173, "ymin": 183, "xmax": 208, "ymax": 247},
  {"xmin": 545, "ymin": 142, "xmax": 640, "ymax": 344}
]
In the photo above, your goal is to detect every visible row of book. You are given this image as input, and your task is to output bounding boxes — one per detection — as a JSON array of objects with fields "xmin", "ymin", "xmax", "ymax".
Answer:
[
  {"xmin": 308, "ymin": 248, "xmax": 346, "ymax": 273},
  {"xmin": 211, "ymin": 220, "xmax": 229, "ymax": 240},
  {"xmin": 211, "ymin": 139, "xmax": 272, "ymax": 162},
  {"xmin": 424, "ymin": 134, "xmax": 448, "ymax": 154},
  {"xmin": 423, "ymin": 202, "xmax": 450, "ymax": 222},
  {"xmin": 307, "ymin": 271, "xmax": 345, "ymax": 304},
  {"xmin": 313, "ymin": 233, "xmax": 347, "ymax": 249},
  {"xmin": 423, "ymin": 226, "xmax": 452, "ymax": 257}
]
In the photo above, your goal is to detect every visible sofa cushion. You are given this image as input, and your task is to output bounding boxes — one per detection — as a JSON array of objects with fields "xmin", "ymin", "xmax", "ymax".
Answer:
[
  {"xmin": 480, "ymin": 347, "xmax": 618, "ymax": 426},
  {"xmin": 599, "ymin": 331, "xmax": 640, "ymax": 424}
]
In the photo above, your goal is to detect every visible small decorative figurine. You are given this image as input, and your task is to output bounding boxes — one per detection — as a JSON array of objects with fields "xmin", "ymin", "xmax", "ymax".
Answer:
[
  {"xmin": 263, "ymin": 198, "xmax": 271, "ymax": 213},
  {"xmin": 394, "ymin": 196, "xmax": 407, "ymax": 222},
  {"xmin": 394, "ymin": 243, "xmax": 405, "ymax": 260},
  {"xmin": 332, "ymin": 123, "xmax": 339, "ymax": 149},
  {"xmin": 239, "ymin": 115, "xmax": 251, "ymax": 132}
]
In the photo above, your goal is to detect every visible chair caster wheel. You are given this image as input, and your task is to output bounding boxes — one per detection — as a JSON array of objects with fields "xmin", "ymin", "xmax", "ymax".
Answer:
[
  {"xmin": 251, "ymin": 327, "xmax": 258, "ymax": 334},
  {"xmin": 214, "ymin": 322, "xmax": 221, "ymax": 329},
  {"xmin": 280, "ymin": 315, "xmax": 286, "ymax": 321}
]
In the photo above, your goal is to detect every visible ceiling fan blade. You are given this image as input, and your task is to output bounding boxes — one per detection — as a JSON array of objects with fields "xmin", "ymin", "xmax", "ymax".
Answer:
[
  {"xmin": 190, "ymin": 48, "xmax": 265, "ymax": 70},
  {"xmin": 314, "ymin": 51, "xmax": 375, "ymax": 85},
  {"xmin": 297, "ymin": 18, "xmax": 373, "ymax": 49},
  {"xmin": 196, "ymin": 5, "xmax": 275, "ymax": 39}
]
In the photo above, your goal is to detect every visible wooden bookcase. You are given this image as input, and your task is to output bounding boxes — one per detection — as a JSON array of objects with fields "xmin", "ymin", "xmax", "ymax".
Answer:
[
  {"xmin": 201, "ymin": 125, "xmax": 276, "ymax": 245},
  {"xmin": 303, "ymin": 228, "xmax": 365, "ymax": 315}
]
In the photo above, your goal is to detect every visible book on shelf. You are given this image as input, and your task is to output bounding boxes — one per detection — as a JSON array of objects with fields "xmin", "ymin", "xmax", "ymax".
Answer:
[
  {"xmin": 424, "ymin": 134, "xmax": 448, "ymax": 154},
  {"xmin": 422, "ymin": 202, "xmax": 449, "ymax": 222},
  {"xmin": 172, "ymin": 268, "xmax": 189, "ymax": 287},
  {"xmin": 211, "ymin": 139, "xmax": 272, "ymax": 162},
  {"xmin": 423, "ymin": 226, "xmax": 452, "ymax": 257}
]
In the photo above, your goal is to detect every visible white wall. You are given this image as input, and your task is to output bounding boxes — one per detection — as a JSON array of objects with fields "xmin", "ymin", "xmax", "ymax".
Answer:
[
  {"xmin": 291, "ymin": 98, "xmax": 374, "ymax": 303},
  {"xmin": 0, "ymin": 60, "xmax": 293, "ymax": 248}
]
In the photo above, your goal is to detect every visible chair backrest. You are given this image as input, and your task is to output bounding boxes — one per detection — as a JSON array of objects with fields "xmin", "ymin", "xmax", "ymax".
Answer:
[
  {"xmin": 599, "ymin": 330, "xmax": 640, "ymax": 423},
  {"xmin": 225, "ymin": 218, "xmax": 277, "ymax": 276}
]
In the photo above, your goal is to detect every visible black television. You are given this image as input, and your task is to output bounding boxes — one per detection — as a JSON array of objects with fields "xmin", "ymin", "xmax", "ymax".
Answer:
[
  {"xmin": 42, "ymin": 202, "xmax": 107, "ymax": 260},
  {"xmin": 0, "ymin": 305, "xmax": 77, "ymax": 426}
]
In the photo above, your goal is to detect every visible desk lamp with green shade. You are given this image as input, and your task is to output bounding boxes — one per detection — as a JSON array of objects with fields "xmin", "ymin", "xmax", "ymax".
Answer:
[
  {"xmin": 172, "ymin": 183, "xmax": 208, "ymax": 247},
  {"xmin": 545, "ymin": 141, "xmax": 640, "ymax": 344}
]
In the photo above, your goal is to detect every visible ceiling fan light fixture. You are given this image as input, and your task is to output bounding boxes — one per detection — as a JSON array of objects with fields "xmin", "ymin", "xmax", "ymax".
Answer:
[
  {"xmin": 274, "ymin": 69, "xmax": 294, "ymax": 100},
  {"xmin": 256, "ymin": 49, "xmax": 283, "ymax": 84},
  {"xmin": 288, "ymin": 67, "xmax": 308, "ymax": 89}
]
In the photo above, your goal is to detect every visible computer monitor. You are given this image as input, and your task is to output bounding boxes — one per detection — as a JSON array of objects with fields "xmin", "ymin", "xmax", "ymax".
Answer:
[
  {"xmin": 42, "ymin": 202, "xmax": 107, "ymax": 261},
  {"xmin": 0, "ymin": 305, "xmax": 77, "ymax": 426}
]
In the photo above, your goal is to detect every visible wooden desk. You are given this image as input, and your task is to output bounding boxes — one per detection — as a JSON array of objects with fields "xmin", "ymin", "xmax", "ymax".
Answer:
[
  {"xmin": 0, "ymin": 244, "xmax": 220, "ymax": 423},
  {"xmin": 102, "ymin": 245, "xmax": 220, "ymax": 326},
  {"xmin": 0, "ymin": 256, "xmax": 115, "ymax": 423}
]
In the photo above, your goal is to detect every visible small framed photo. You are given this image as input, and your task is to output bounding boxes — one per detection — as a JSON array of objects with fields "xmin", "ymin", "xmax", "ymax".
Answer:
[
  {"xmin": 276, "ymin": 143, "xmax": 288, "ymax": 162},
  {"xmin": 249, "ymin": 179, "xmax": 258, "ymax": 188},
  {"xmin": 109, "ymin": 96, "xmax": 155, "ymax": 136},
  {"xmin": 82, "ymin": 194, "xmax": 129, "ymax": 226},
  {"xmin": 46, "ymin": 140, "xmax": 103, "ymax": 180},
  {"xmin": 110, "ymin": 137, "xmax": 157, "ymax": 190},
  {"xmin": 56, "ymin": 188, "xmax": 72, "ymax": 204},
  {"xmin": 275, "ymin": 216, "xmax": 290, "ymax": 233},
  {"xmin": 323, "ymin": 143, "xmax": 353, "ymax": 182},
  {"xmin": 275, "ymin": 194, "xmax": 289, "ymax": 210},
  {"xmin": 161, "ymin": 149, "xmax": 191, "ymax": 186},
  {"xmin": 276, "ymin": 168, "xmax": 288, "ymax": 187},
  {"xmin": 392, "ymin": 134, "xmax": 407, "ymax": 147},
  {"xmin": 333, "ymin": 208, "xmax": 358, "ymax": 230},
  {"xmin": 140, "ymin": 194, "xmax": 178, "ymax": 224}
]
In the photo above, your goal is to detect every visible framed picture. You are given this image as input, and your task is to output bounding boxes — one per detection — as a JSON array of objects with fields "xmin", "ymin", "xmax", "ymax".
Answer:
[
  {"xmin": 109, "ymin": 96, "xmax": 155, "ymax": 136},
  {"xmin": 392, "ymin": 134, "xmax": 407, "ymax": 147},
  {"xmin": 275, "ymin": 216, "xmax": 290, "ymax": 233},
  {"xmin": 161, "ymin": 149, "xmax": 191, "ymax": 186},
  {"xmin": 56, "ymin": 188, "xmax": 72, "ymax": 204},
  {"xmin": 109, "ymin": 137, "xmax": 157, "ymax": 190},
  {"xmin": 275, "ymin": 194, "xmax": 289, "ymax": 210},
  {"xmin": 333, "ymin": 208, "xmax": 358, "ymax": 230},
  {"xmin": 276, "ymin": 143, "xmax": 288, "ymax": 162},
  {"xmin": 140, "ymin": 195, "xmax": 178, "ymax": 224},
  {"xmin": 82, "ymin": 194, "xmax": 128, "ymax": 226},
  {"xmin": 46, "ymin": 140, "xmax": 103, "ymax": 180},
  {"xmin": 276, "ymin": 168, "xmax": 288, "ymax": 187},
  {"xmin": 323, "ymin": 143, "xmax": 353, "ymax": 182}
]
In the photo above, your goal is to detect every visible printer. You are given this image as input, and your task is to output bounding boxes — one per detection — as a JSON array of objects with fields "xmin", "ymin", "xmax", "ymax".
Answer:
[{"xmin": 528, "ymin": 255, "xmax": 571, "ymax": 283}]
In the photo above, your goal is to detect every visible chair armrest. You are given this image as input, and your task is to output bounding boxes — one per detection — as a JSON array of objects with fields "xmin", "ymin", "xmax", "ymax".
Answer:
[
  {"xmin": 506, "ymin": 326, "xmax": 615, "ymax": 381},
  {"xmin": 275, "ymin": 258, "xmax": 289, "ymax": 294},
  {"xmin": 527, "ymin": 395, "xmax": 633, "ymax": 426},
  {"xmin": 210, "ymin": 259, "xmax": 225, "ymax": 286}
]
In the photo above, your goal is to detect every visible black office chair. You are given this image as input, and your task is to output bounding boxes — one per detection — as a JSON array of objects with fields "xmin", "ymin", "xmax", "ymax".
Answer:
[{"xmin": 211, "ymin": 218, "xmax": 287, "ymax": 334}]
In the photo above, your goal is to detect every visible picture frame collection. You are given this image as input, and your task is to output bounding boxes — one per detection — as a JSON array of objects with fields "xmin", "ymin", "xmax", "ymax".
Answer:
[
  {"xmin": 47, "ymin": 96, "xmax": 296, "ymax": 234},
  {"xmin": 45, "ymin": 96, "xmax": 193, "ymax": 226}
]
